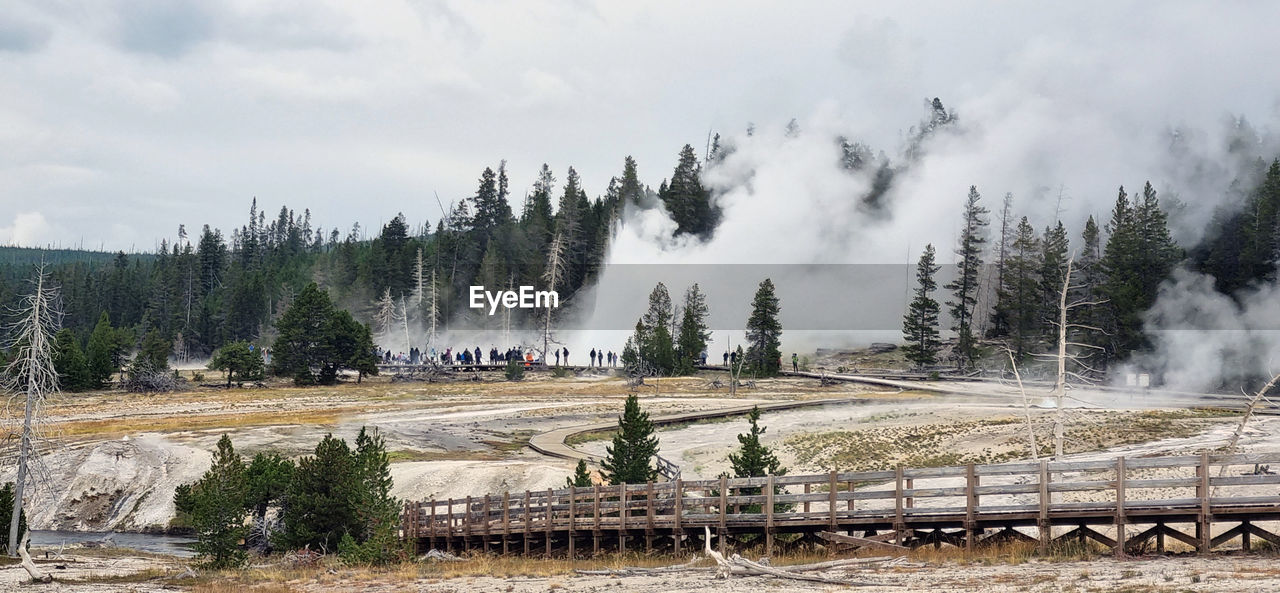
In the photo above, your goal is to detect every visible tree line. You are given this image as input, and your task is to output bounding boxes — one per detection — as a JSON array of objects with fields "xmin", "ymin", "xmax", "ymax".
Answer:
[
  {"xmin": 902, "ymin": 181, "xmax": 1188, "ymax": 375},
  {"xmin": 175, "ymin": 428, "xmax": 400, "ymax": 568},
  {"xmin": 0, "ymin": 146, "xmax": 724, "ymax": 389},
  {"xmin": 621, "ymin": 277, "xmax": 783, "ymax": 378}
]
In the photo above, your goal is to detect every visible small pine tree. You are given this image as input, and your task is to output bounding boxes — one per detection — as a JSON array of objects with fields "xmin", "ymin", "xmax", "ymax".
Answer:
[
  {"xmin": 944, "ymin": 186, "xmax": 989, "ymax": 368},
  {"xmin": 187, "ymin": 435, "xmax": 248, "ymax": 569},
  {"xmin": 86, "ymin": 312, "xmax": 121, "ymax": 388},
  {"xmin": 343, "ymin": 427, "xmax": 402, "ymax": 565},
  {"xmin": 281, "ymin": 434, "xmax": 360, "ymax": 553},
  {"xmin": 728, "ymin": 406, "xmax": 784, "ymax": 479},
  {"xmin": 601, "ymin": 395, "xmax": 659, "ymax": 484},
  {"xmin": 901, "ymin": 244, "xmax": 942, "ymax": 368},
  {"xmin": 727, "ymin": 406, "xmax": 788, "ymax": 513},
  {"xmin": 52, "ymin": 328, "xmax": 91, "ymax": 391},
  {"xmin": 566, "ymin": 459, "xmax": 593, "ymax": 488},
  {"xmin": 0, "ymin": 482, "xmax": 26, "ymax": 553},
  {"xmin": 676, "ymin": 284, "xmax": 712, "ymax": 375},
  {"xmin": 744, "ymin": 278, "xmax": 782, "ymax": 377},
  {"xmin": 243, "ymin": 452, "xmax": 293, "ymax": 527}
]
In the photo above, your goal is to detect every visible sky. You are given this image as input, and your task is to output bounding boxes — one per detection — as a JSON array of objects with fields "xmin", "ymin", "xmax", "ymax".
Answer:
[{"xmin": 1, "ymin": 1, "xmax": 1279, "ymax": 252}]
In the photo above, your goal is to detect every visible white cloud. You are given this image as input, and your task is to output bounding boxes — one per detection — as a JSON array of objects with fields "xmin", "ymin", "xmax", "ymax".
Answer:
[{"xmin": 0, "ymin": 211, "xmax": 53, "ymax": 247}]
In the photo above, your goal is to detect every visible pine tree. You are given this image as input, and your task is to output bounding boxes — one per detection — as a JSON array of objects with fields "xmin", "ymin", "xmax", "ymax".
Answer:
[
  {"xmin": 243, "ymin": 452, "xmax": 293, "ymax": 526},
  {"xmin": 744, "ymin": 278, "xmax": 783, "ymax": 377},
  {"xmin": 1039, "ymin": 221, "xmax": 1070, "ymax": 341},
  {"xmin": 944, "ymin": 186, "xmax": 989, "ymax": 368},
  {"xmin": 901, "ymin": 244, "xmax": 941, "ymax": 368},
  {"xmin": 85, "ymin": 312, "xmax": 120, "ymax": 389},
  {"xmin": 601, "ymin": 395, "xmax": 659, "ymax": 485},
  {"xmin": 659, "ymin": 144, "xmax": 720, "ymax": 238},
  {"xmin": 1100, "ymin": 183, "xmax": 1181, "ymax": 360},
  {"xmin": 639, "ymin": 283, "xmax": 676, "ymax": 374},
  {"xmin": 208, "ymin": 341, "xmax": 265, "ymax": 387},
  {"xmin": 727, "ymin": 406, "xmax": 787, "ymax": 514},
  {"xmin": 619, "ymin": 156, "xmax": 646, "ymax": 208},
  {"xmin": 281, "ymin": 434, "xmax": 361, "ymax": 553},
  {"xmin": 1071, "ymin": 216, "xmax": 1107, "ymax": 364},
  {"xmin": 989, "ymin": 193, "xmax": 1015, "ymax": 338},
  {"xmin": 52, "ymin": 328, "xmax": 91, "ymax": 391},
  {"xmin": 994, "ymin": 217, "xmax": 1043, "ymax": 359},
  {"xmin": 566, "ymin": 460, "xmax": 593, "ymax": 488},
  {"xmin": 342, "ymin": 427, "xmax": 401, "ymax": 564},
  {"xmin": 676, "ymin": 284, "xmax": 711, "ymax": 374},
  {"xmin": 728, "ymin": 406, "xmax": 784, "ymax": 478},
  {"xmin": 187, "ymin": 434, "xmax": 248, "ymax": 568},
  {"xmin": 0, "ymin": 483, "xmax": 26, "ymax": 554}
]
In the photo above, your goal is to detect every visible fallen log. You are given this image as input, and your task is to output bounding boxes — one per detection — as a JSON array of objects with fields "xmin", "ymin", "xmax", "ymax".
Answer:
[
  {"xmin": 728, "ymin": 554, "xmax": 893, "ymax": 587},
  {"xmin": 575, "ymin": 555, "xmax": 706, "ymax": 576},
  {"xmin": 17, "ymin": 530, "xmax": 53, "ymax": 583},
  {"xmin": 774, "ymin": 555, "xmax": 899, "ymax": 572}
]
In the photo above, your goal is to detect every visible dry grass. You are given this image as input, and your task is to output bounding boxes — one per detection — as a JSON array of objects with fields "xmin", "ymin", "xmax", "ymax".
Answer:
[{"xmin": 50, "ymin": 407, "xmax": 357, "ymax": 438}]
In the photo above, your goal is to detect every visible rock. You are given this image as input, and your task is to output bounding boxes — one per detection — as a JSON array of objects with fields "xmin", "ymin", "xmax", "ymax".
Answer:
[{"xmin": 867, "ymin": 343, "xmax": 898, "ymax": 354}]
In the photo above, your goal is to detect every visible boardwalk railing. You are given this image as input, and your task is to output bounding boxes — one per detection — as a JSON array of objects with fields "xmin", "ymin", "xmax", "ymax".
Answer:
[{"xmin": 402, "ymin": 451, "xmax": 1280, "ymax": 557}]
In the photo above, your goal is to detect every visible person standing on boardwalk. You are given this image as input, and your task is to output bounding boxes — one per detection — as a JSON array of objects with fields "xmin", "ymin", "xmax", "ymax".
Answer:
[{"xmin": 791, "ymin": 353, "xmax": 798, "ymax": 372}]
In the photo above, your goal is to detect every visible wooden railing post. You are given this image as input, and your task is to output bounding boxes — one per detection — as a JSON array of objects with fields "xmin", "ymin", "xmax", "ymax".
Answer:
[
  {"xmin": 673, "ymin": 478, "xmax": 684, "ymax": 555},
  {"xmin": 645, "ymin": 481, "xmax": 655, "ymax": 553},
  {"xmin": 1198, "ymin": 451, "xmax": 1210, "ymax": 554},
  {"xmin": 502, "ymin": 491, "xmax": 511, "ymax": 555},
  {"xmin": 964, "ymin": 463, "xmax": 976, "ymax": 551},
  {"xmin": 620, "ymin": 484, "xmax": 628, "ymax": 553},
  {"xmin": 464, "ymin": 495, "xmax": 473, "ymax": 551},
  {"xmin": 765, "ymin": 474, "xmax": 776, "ymax": 557},
  {"xmin": 1114, "ymin": 456, "xmax": 1126, "ymax": 557},
  {"xmin": 592, "ymin": 483, "xmax": 601, "ymax": 556},
  {"xmin": 828, "ymin": 470, "xmax": 838, "ymax": 530},
  {"xmin": 523, "ymin": 491, "xmax": 531, "ymax": 556},
  {"xmin": 905, "ymin": 478, "xmax": 913, "ymax": 509},
  {"xmin": 718, "ymin": 474, "xmax": 728, "ymax": 556},
  {"xmin": 429, "ymin": 499, "xmax": 437, "ymax": 551},
  {"xmin": 482, "ymin": 494, "xmax": 492, "ymax": 553},
  {"xmin": 894, "ymin": 465, "xmax": 905, "ymax": 546},
  {"xmin": 545, "ymin": 488, "xmax": 554, "ymax": 557},
  {"xmin": 568, "ymin": 486, "xmax": 577, "ymax": 559},
  {"xmin": 1038, "ymin": 460, "xmax": 1049, "ymax": 553},
  {"xmin": 446, "ymin": 498, "xmax": 455, "ymax": 553}
]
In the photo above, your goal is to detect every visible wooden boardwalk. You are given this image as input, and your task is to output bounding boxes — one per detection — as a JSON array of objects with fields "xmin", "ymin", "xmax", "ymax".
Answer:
[{"xmin": 402, "ymin": 452, "xmax": 1280, "ymax": 557}]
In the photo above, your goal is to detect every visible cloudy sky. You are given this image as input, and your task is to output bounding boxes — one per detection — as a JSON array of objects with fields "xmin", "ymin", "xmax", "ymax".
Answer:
[{"xmin": 1, "ymin": 0, "xmax": 1278, "ymax": 251}]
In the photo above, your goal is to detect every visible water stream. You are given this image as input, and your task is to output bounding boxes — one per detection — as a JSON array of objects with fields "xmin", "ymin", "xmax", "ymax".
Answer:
[{"xmin": 29, "ymin": 530, "xmax": 196, "ymax": 558}]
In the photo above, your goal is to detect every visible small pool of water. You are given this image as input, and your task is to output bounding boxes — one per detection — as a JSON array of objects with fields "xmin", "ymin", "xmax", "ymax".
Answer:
[{"xmin": 29, "ymin": 530, "xmax": 196, "ymax": 558}]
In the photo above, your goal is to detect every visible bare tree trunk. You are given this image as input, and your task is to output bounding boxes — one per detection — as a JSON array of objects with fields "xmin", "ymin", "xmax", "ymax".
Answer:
[
  {"xmin": 1225, "ymin": 373, "xmax": 1280, "ymax": 452},
  {"xmin": 1052, "ymin": 260, "xmax": 1072, "ymax": 459},
  {"xmin": 7, "ymin": 269, "xmax": 58, "ymax": 557},
  {"xmin": 1006, "ymin": 349, "xmax": 1038, "ymax": 460},
  {"xmin": 17, "ymin": 530, "xmax": 51, "ymax": 582}
]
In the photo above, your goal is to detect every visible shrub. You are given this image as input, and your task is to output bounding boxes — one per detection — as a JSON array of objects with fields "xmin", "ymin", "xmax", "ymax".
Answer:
[{"xmin": 504, "ymin": 358, "xmax": 525, "ymax": 381}]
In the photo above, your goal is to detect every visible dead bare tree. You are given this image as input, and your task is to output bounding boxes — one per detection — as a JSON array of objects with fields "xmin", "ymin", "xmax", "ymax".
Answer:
[
  {"xmin": 398, "ymin": 296, "xmax": 411, "ymax": 355},
  {"xmin": 3, "ymin": 266, "xmax": 60, "ymax": 557},
  {"xmin": 541, "ymin": 230, "xmax": 568, "ymax": 359},
  {"xmin": 373, "ymin": 288, "xmax": 398, "ymax": 344},
  {"xmin": 425, "ymin": 267, "xmax": 440, "ymax": 347},
  {"xmin": 1005, "ymin": 348, "xmax": 1038, "ymax": 460},
  {"xmin": 1225, "ymin": 372, "xmax": 1280, "ymax": 452},
  {"xmin": 1031, "ymin": 256, "xmax": 1106, "ymax": 459}
]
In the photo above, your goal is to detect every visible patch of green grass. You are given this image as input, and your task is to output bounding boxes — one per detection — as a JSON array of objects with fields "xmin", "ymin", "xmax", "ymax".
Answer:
[
  {"xmin": 785, "ymin": 419, "xmax": 1026, "ymax": 471},
  {"xmin": 565, "ymin": 429, "xmax": 615, "ymax": 446}
]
